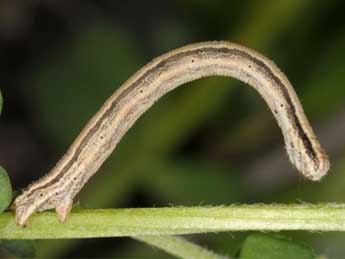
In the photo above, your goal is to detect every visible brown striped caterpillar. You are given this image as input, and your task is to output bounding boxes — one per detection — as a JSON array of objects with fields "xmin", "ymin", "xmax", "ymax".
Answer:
[{"xmin": 13, "ymin": 41, "xmax": 330, "ymax": 227}]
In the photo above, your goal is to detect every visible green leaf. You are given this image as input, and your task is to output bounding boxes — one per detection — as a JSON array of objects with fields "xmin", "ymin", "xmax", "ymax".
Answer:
[
  {"xmin": 0, "ymin": 240, "xmax": 36, "ymax": 258},
  {"xmin": 239, "ymin": 234, "xmax": 315, "ymax": 259},
  {"xmin": 0, "ymin": 166, "xmax": 12, "ymax": 213}
]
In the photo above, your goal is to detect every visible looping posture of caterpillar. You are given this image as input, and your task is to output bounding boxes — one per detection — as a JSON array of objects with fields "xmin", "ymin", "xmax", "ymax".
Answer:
[{"xmin": 13, "ymin": 41, "xmax": 330, "ymax": 227}]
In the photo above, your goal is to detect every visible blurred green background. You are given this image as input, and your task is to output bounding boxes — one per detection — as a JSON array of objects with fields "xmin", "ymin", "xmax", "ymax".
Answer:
[{"xmin": 0, "ymin": 0, "xmax": 345, "ymax": 258}]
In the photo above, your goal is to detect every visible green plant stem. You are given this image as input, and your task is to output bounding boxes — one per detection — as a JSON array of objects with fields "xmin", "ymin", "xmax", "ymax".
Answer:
[
  {"xmin": 1, "ymin": 204, "xmax": 345, "ymax": 239},
  {"xmin": 133, "ymin": 235, "xmax": 228, "ymax": 259}
]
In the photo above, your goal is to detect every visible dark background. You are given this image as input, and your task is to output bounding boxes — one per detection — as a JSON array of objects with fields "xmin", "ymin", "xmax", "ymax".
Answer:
[{"xmin": 1, "ymin": 0, "xmax": 345, "ymax": 258}]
